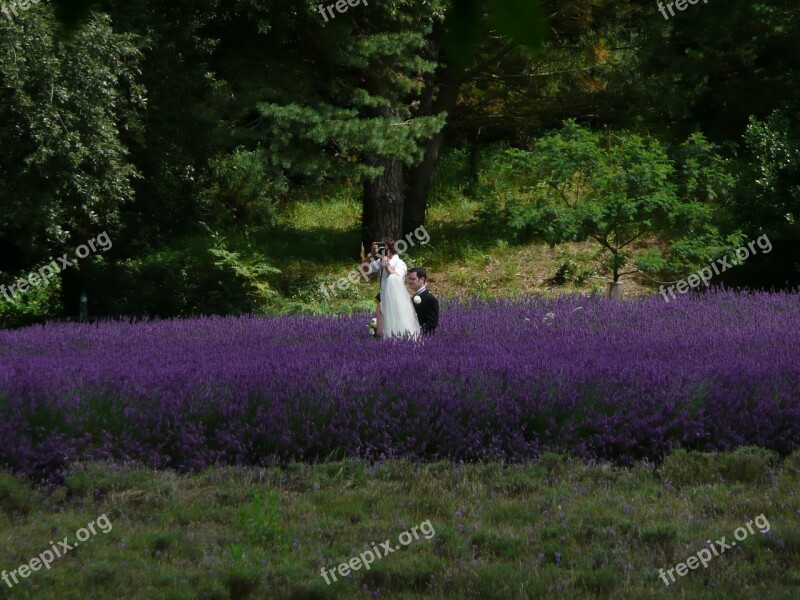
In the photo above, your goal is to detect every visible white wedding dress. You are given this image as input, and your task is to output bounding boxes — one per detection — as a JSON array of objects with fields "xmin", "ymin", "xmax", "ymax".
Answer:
[{"xmin": 382, "ymin": 274, "xmax": 421, "ymax": 340}]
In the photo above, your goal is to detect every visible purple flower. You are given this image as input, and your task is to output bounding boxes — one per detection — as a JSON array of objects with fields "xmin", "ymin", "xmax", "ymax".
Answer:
[{"xmin": 0, "ymin": 289, "xmax": 798, "ymax": 480}]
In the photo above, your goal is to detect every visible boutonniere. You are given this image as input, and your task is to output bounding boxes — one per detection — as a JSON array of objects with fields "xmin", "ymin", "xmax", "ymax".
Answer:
[{"xmin": 413, "ymin": 295, "xmax": 422, "ymax": 305}]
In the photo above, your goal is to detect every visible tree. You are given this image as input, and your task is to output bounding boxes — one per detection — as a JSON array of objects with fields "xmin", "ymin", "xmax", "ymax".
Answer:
[
  {"xmin": 0, "ymin": 4, "xmax": 141, "ymax": 275},
  {"xmin": 203, "ymin": 0, "xmax": 447, "ymax": 254},
  {"xmin": 614, "ymin": 0, "xmax": 800, "ymax": 141},
  {"xmin": 47, "ymin": 0, "xmax": 556, "ymax": 253},
  {"xmin": 97, "ymin": 0, "xmax": 235, "ymax": 245},
  {"xmin": 737, "ymin": 110, "xmax": 800, "ymax": 238},
  {"xmin": 203, "ymin": 0, "xmax": 552, "ymax": 253},
  {"xmin": 486, "ymin": 121, "xmax": 736, "ymax": 282}
]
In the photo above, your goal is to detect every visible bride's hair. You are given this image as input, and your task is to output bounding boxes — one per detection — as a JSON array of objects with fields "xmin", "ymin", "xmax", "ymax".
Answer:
[{"xmin": 382, "ymin": 239, "xmax": 397, "ymax": 254}]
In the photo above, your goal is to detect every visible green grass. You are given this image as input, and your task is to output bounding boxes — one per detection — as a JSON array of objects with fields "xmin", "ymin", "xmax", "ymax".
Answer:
[
  {"xmin": 251, "ymin": 182, "xmax": 659, "ymax": 314},
  {"xmin": 1, "ymin": 449, "xmax": 798, "ymax": 599}
]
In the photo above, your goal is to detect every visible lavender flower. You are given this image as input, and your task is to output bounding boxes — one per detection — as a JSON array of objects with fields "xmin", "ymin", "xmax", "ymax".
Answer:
[{"xmin": 0, "ymin": 289, "xmax": 798, "ymax": 480}]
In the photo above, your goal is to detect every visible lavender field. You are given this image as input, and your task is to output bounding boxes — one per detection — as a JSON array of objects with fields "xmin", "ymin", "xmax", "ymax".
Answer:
[{"xmin": 1, "ymin": 290, "xmax": 799, "ymax": 481}]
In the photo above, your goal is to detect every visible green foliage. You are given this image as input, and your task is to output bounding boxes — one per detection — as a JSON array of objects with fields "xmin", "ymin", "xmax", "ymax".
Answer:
[
  {"xmin": 200, "ymin": 149, "xmax": 283, "ymax": 227},
  {"xmin": 479, "ymin": 122, "xmax": 737, "ymax": 282},
  {"xmin": 444, "ymin": 0, "xmax": 547, "ymax": 68},
  {"xmin": 0, "ymin": 5, "xmax": 141, "ymax": 271},
  {"xmin": 631, "ymin": 248, "xmax": 665, "ymax": 274},
  {"xmin": 49, "ymin": 0, "xmax": 100, "ymax": 31},
  {"xmin": 6, "ymin": 0, "xmax": 800, "ymax": 317},
  {"xmin": 674, "ymin": 133, "xmax": 738, "ymax": 204},
  {"xmin": 237, "ymin": 490, "xmax": 284, "ymax": 545},
  {"xmin": 220, "ymin": 0, "xmax": 450, "ymax": 191},
  {"xmin": 551, "ymin": 250, "xmax": 597, "ymax": 286},
  {"xmin": 0, "ymin": 270, "xmax": 62, "ymax": 327},
  {"xmin": 488, "ymin": 0, "xmax": 547, "ymax": 50},
  {"xmin": 1, "ymin": 454, "xmax": 799, "ymax": 598},
  {"xmin": 737, "ymin": 110, "xmax": 800, "ymax": 236},
  {"xmin": 444, "ymin": 0, "xmax": 484, "ymax": 69},
  {"xmin": 430, "ymin": 147, "xmax": 473, "ymax": 202},
  {"xmin": 0, "ymin": 473, "xmax": 32, "ymax": 516},
  {"xmin": 626, "ymin": 0, "xmax": 800, "ymax": 143},
  {"xmin": 656, "ymin": 231, "xmax": 748, "ymax": 278},
  {"xmin": 101, "ymin": 0, "xmax": 230, "ymax": 241},
  {"xmin": 64, "ymin": 463, "xmax": 172, "ymax": 501},
  {"xmin": 207, "ymin": 229, "xmax": 282, "ymax": 307},
  {"xmin": 85, "ymin": 233, "xmax": 278, "ymax": 317},
  {"xmin": 254, "ymin": 102, "xmax": 446, "ymax": 183},
  {"xmin": 474, "ymin": 144, "xmax": 543, "ymax": 234}
]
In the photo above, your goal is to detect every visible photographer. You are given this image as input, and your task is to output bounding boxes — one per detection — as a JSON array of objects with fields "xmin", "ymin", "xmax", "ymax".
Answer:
[{"xmin": 365, "ymin": 240, "xmax": 408, "ymax": 338}]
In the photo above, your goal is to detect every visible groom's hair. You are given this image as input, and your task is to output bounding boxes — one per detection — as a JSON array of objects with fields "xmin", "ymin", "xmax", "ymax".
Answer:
[
  {"xmin": 409, "ymin": 267, "xmax": 428, "ymax": 281},
  {"xmin": 383, "ymin": 239, "xmax": 397, "ymax": 254}
]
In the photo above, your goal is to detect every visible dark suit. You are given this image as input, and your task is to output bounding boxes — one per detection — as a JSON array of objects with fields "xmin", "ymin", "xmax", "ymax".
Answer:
[{"xmin": 412, "ymin": 288, "xmax": 439, "ymax": 334}]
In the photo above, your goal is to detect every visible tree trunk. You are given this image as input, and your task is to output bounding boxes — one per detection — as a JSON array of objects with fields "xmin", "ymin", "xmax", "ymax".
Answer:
[
  {"xmin": 402, "ymin": 24, "xmax": 464, "ymax": 236},
  {"xmin": 361, "ymin": 154, "xmax": 405, "ymax": 256},
  {"xmin": 404, "ymin": 131, "xmax": 446, "ymax": 233},
  {"xmin": 359, "ymin": 96, "xmax": 406, "ymax": 256}
]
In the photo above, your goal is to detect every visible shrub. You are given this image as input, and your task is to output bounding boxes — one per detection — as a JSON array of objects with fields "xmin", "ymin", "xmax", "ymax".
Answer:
[{"xmin": 0, "ymin": 271, "xmax": 62, "ymax": 328}]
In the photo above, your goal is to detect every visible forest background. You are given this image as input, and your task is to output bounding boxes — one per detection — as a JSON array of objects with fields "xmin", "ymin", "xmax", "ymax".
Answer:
[{"xmin": 1, "ymin": 0, "xmax": 798, "ymax": 325}]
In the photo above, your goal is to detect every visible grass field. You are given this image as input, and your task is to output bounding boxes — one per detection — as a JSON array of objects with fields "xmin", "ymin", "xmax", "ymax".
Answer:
[
  {"xmin": 1, "ymin": 448, "xmax": 798, "ymax": 599},
  {"xmin": 259, "ymin": 183, "xmax": 658, "ymax": 316}
]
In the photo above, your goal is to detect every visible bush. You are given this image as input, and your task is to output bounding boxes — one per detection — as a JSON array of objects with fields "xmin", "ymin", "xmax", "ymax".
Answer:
[
  {"xmin": 0, "ymin": 271, "xmax": 62, "ymax": 328},
  {"xmin": 200, "ymin": 148, "xmax": 284, "ymax": 227},
  {"xmin": 87, "ymin": 232, "xmax": 281, "ymax": 317},
  {"xmin": 551, "ymin": 250, "xmax": 598, "ymax": 286}
]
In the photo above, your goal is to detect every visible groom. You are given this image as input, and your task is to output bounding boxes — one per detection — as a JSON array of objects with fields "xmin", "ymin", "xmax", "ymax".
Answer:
[
  {"xmin": 365, "ymin": 240, "xmax": 407, "ymax": 338},
  {"xmin": 407, "ymin": 267, "xmax": 439, "ymax": 334}
]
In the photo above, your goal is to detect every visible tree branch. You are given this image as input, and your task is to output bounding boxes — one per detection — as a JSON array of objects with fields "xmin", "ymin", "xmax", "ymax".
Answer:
[
  {"xmin": 620, "ymin": 229, "xmax": 646, "ymax": 248},
  {"xmin": 458, "ymin": 41, "xmax": 517, "ymax": 83}
]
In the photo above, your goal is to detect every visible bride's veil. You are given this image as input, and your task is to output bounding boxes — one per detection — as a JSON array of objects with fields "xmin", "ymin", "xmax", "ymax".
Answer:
[{"xmin": 382, "ymin": 274, "xmax": 421, "ymax": 339}]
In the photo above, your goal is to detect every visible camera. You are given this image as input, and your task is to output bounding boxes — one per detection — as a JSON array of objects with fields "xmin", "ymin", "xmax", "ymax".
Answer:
[{"xmin": 373, "ymin": 241, "xmax": 388, "ymax": 257}]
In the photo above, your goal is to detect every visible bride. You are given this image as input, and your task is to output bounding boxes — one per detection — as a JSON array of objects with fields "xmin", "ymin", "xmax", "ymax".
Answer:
[{"xmin": 381, "ymin": 273, "xmax": 421, "ymax": 340}]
